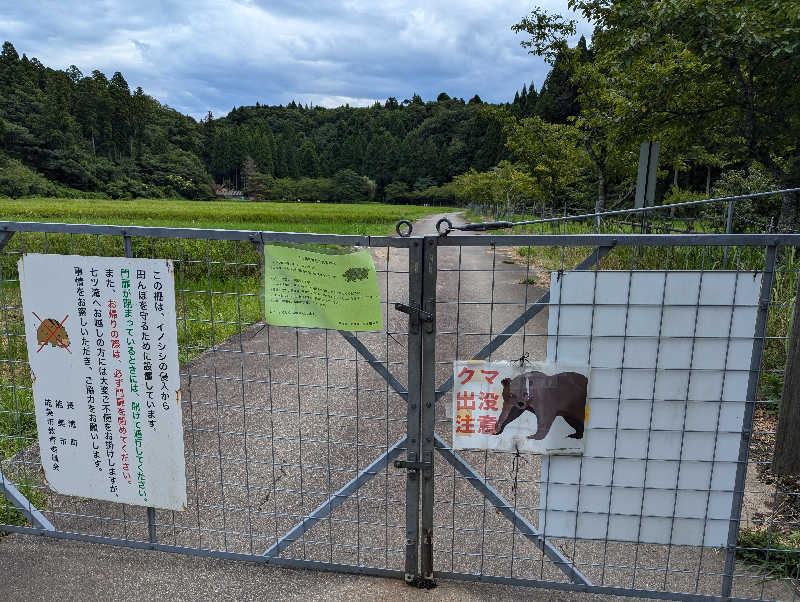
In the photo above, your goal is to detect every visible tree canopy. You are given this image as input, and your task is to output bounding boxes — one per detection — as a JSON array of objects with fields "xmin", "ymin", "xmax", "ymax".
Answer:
[
  {"xmin": 1, "ymin": 9, "xmax": 797, "ymax": 222},
  {"xmin": 511, "ymin": 0, "xmax": 800, "ymax": 226}
]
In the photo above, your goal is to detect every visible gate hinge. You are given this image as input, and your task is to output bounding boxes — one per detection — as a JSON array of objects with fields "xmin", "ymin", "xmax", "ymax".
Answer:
[
  {"xmin": 394, "ymin": 303, "xmax": 433, "ymax": 322},
  {"xmin": 394, "ymin": 459, "xmax": 433, "ymax": 472}
]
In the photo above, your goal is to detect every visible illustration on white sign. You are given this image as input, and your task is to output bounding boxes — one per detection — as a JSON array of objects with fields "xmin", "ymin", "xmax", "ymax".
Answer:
[
  {"xmin": 453, "ymin": 360, "xmax": 589, "ymax": 454},
  {"xmin": 19, "ymin": 253, "xmax": 186, "ymax": 511}
]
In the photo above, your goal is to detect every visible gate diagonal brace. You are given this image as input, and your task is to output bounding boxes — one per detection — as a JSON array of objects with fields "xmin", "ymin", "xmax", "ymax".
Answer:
[
  {"xmin": 333, "ymin": 244, "xmax": 610, "ymax": 585},
  {"xmin": 434, "ymin": 434, "xmax": 591, "ymax": 587},
  {"xmin": 339, "ymin": 330, "xmax": 408, "ymax": 402},
  {"xmin": 0, "ymin": 469, "xmax": 55, "ymax": 532},
  {"xmin": 434, "ymin": 245, "xmax": 613, "ymax": 401},
  {"xmin": 0, "ymin": 230, "xmax": 14, "ymax": 253},
  {"xmin": 263, "ymin": 436, "xmax": 408, "ymax": 558}
]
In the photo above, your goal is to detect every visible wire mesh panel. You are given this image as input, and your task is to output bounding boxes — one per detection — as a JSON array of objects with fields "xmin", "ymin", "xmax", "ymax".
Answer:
[
  {"xmin": 429, "ymin": 233, "xmax": 800, "ymax": 601},
  {"xmin": 0, "ymin": 223, "xmax": 416, "ymax": 579},
  {"xmin": 5, "ymin": 223, "xmax": 800, "ymax": 599}
]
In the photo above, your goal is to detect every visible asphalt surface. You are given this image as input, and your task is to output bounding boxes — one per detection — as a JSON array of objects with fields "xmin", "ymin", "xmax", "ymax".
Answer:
[{"xmin": 1, "ymin": 212, "xmax": 792, "ymax": 600}]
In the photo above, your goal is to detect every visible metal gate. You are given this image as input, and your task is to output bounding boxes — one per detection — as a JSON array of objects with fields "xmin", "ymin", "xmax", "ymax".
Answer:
[
  {"xmin": 0, "ymin": 223, "xmax": 424, "ymax": 581},
  {"xmin": 3, "ymin": 222, "xmax": 800, "ymax": 600}
]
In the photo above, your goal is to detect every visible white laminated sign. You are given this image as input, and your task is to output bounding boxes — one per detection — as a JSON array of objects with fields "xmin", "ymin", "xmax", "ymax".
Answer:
[{"xmin": 19, "ymin": 253, "xmax": 186, "ymax": 511}]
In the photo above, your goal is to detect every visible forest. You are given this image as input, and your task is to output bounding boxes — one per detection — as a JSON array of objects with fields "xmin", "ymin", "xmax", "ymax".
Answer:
[{"xmin": 0, "ymin": 1, "xmax": 798, "ymax": 226}]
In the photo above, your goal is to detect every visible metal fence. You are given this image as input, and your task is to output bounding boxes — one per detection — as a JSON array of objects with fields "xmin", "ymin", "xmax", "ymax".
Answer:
[
  {"xmin": 3, "ymin": 221, "xmax": 800, "ymax": 601},
  {"xmin": 466, "ymin": 188, "xmax": 799, "ymax": 236}
]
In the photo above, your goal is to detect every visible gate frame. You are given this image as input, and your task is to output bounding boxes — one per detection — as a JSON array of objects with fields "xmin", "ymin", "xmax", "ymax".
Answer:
[
  {"xmin": 0, "ymin": 221, "xmax": 417, "ymax": 582},
  {"xmin": 424, "ymin": 232, "xmax": 793, "ymax": 601},
  {"xmin": 2, "ymin": 223, "xmax": 800, "ymax": 600}
]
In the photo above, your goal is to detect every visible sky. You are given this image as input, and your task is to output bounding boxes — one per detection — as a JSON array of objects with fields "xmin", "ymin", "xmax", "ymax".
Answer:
[{"xmin": 0, "ymin": 0, "xmax": 591, "ymax": 120}]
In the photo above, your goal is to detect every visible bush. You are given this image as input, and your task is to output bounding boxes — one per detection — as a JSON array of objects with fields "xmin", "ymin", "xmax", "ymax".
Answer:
[
  {"xmin": 738, "ymin": 528, "xmax": 800, "ymax": 578},
  {"xmin": 0, "ymin": 157, "xmax": 59, "ymax": 197},
  {"xmin": 709, "ymin": 165, "xmax": 781, "ymax": 232}
]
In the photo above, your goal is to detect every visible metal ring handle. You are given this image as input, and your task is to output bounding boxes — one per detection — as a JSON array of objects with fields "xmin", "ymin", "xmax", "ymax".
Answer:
[
  {"xmin": 395, "ymin": 220, "xmax": 413, "ymax": 237},
  {"xmin": 435, "ymin": 217, "xmax": 453, "ymax": 236}
]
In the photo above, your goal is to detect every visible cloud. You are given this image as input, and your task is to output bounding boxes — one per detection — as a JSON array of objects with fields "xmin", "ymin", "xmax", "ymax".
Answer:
[{"xmin": 0, "ymin": 0, "xmax": 590, "ymax": 119}]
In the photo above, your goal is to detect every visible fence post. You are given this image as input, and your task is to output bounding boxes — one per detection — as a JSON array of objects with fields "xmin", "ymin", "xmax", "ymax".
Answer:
[
  {"xmin": 419, "ymin": 236, "xmax": 438, "ymax": 583},
  {"xmin": 403, "ymin": 238, "xmax": 424, "ymax": 583},
  {"xmin": 722, "ymin": 243, "xmax": 778, "ymax": 597},
  {"xmin": 723, "ymin": 200, "xmax": 734, "ymax": 267}
]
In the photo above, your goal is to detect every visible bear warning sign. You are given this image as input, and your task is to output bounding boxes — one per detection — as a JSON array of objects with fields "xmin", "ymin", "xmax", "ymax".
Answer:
[
  {"xmin": 18, "ymin": 253, "xmax": 186, "ymax": 511},
  {"xmin": 453, "ymin": 360, "xmax": 589, "ymax": 455}
]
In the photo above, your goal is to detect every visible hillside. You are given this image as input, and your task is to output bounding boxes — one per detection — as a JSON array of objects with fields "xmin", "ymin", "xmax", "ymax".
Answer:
[{"xmin": 1, "ymin": 41, "xmax": 563, "ymax": 202}]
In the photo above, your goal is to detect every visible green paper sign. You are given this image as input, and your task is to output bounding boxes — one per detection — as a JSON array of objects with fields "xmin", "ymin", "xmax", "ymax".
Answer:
[{"xmin": 264, "ymin": 245, "xmax": 383, "ymax": 331}]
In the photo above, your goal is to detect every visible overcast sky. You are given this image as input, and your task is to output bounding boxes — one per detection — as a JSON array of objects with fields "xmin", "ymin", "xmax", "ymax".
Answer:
[{"xmin": 1, "ymin": 1, "xmax": 590, "ymax": 120}]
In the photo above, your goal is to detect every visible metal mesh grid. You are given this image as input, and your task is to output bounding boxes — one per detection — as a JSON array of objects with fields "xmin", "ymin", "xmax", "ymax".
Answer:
[
  {"xmin": 0, "ymin": 226, "xmax": 414, "ymax": 577},
  {"xmin": 431, "ymin": 235, "xmax": 800, "ymax": 600},
  {"xmin": 2, "ymin": 223, "xmax": 800, "ymax": 601}
]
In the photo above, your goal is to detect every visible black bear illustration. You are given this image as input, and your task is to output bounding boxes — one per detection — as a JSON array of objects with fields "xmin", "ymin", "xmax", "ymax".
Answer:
[{"xmin": 494, "ymin": 370, "xmax": 587, "ymax": 440}]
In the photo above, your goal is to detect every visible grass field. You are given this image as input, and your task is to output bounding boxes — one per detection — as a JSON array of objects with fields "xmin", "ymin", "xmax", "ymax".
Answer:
[{"xmin": 0, "ymin": 197, "xmax": 445, "ymax": 235}]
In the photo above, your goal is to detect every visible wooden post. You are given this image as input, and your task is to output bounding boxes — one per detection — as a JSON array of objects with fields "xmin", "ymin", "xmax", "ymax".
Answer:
[{"xmin": 773, "ymin": 274, "xmax": 800, "ymax": 474}]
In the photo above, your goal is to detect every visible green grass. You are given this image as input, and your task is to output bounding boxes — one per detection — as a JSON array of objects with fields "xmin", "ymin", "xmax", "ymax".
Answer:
[
  {"xmin": 738, "ymin": 529, "xmax": 800, "ymax": 579},
  {"xmin": 0, "ymin": 197, "xmax": 447, "ymax": 235},
  {"xmin": 1, "ymin": 477, "xmax": 47, "ymax": 530}
]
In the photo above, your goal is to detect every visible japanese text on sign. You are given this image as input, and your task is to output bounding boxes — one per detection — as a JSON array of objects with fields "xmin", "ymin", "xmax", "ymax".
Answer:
[
  {"xmin": 19, "ymin": 253, "xmax": 186, "ymax": 511},
  {"xmin": 263, "ymin": 245, "xmax": 383, "ymax": 331},
  {"xmin": 453, "ymin": 360, "xmax": 588, "ymax": 455}
]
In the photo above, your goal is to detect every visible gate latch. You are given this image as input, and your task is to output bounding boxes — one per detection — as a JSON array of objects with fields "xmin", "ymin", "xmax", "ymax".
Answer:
[
  {"xmin": 394, "ymin": 459, "xmax": 433, "ymax": 472},
  {"xmin": 394, "ymin": 303, "xmax": 432, "ymax": 322}
]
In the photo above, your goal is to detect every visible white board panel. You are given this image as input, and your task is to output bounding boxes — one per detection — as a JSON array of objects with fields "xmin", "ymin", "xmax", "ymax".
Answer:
[
  {"xmin": 540, "ymin": 270, "xmax": 761, "ymax": 547},
  {"xmin": 19, "ymin": 253, "xmax": 186, "ymax": 511}
]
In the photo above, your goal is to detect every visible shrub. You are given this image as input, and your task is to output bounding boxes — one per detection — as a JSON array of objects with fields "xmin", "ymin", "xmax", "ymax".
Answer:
[{"xmin": 0, "ymin": 157, "xmax": 58, "ymax": 198}]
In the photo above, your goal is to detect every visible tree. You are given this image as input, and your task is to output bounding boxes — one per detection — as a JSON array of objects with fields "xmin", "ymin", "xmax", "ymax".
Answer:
[
  {"xmin": 298, "ymin": 139, "xmax": 320, "ymax": 177},
  {"xmin": 333, "ymin": 169, "xmax": 369, "ymax": 202},
  {"xmin": 384, "ymin": 180, "xmax": 409, "ymax": 203},
  {"xmin": 529, "ymin": 39, "xmax": 586, "ymax": 123},
  {"xmin": 513, "ymin": 2, "xmax": 800, "ymax": 226},
  {"xmin": 453, "ymin": 161, "xmax": 537, "ymax": 213},
  {"xmin": 502, "ymin": 113, "xmax": 587, "ymax": 206}
]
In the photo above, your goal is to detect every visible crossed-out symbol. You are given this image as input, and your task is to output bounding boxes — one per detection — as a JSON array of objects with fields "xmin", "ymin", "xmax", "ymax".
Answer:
[{"xmin": 33, "ymin": 312, "xmax": 72, "ymax": 354}]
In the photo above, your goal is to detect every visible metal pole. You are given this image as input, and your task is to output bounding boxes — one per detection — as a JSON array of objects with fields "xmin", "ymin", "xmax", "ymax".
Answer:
[
  {"xmin": 0, "ymin": 231, "xmax": 15, "ymax": 252},
  {"xmin": 723, "ymin": 200, "xmax": 734, "ymax": 267},
  {"xmin": 721, "ymin": 244, "xmax": 778, "ymax": 597},
  {"xmin": 419, "ymin": 236, "xmax": 437, "ymax": 583},
  {"xmin": 403, "ymin": 238, "xmax": 424, "ymax": 583},
  {"xmin": 0, "ymin": 469, "xmax": 55, "ymax": 531}
]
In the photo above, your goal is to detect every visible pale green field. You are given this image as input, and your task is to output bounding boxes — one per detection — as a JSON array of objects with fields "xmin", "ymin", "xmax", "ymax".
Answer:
[{"xmin": 0, "ymin": 197, "xmax": 447, "ymax": 235}]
